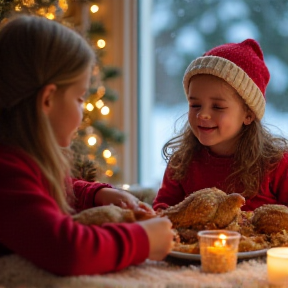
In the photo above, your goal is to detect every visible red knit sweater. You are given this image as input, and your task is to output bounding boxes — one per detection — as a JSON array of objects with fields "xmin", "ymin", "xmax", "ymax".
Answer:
[
  {"xmin": 153, "ymin": 147, "xmax": 288, "ymax": 211},
  {"xmin": 0, "ymin": 145, "xmax": 149, "ymax": 276}
]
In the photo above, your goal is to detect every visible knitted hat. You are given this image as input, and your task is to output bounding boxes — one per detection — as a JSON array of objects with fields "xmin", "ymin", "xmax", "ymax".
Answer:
[{"xmin": 183, "ymin": 39, "xmax": 270, "ymax": 120}]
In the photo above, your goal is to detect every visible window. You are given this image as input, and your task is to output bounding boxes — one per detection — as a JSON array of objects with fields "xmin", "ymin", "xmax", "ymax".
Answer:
[{"xmin": 138, "ymin": 0, "xmax": 288, "ymax": 188}]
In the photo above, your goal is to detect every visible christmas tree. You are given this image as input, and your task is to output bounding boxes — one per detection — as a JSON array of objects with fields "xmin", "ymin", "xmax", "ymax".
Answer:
[{"xmin": 0, "ymin": 0, "xmax": 125, "ymax": 183}]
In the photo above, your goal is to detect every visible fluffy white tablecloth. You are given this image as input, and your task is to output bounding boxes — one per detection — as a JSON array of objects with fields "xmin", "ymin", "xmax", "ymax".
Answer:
[{"xmin": 0, "ymin": 254, "xmax": 271, "ymax": 288}]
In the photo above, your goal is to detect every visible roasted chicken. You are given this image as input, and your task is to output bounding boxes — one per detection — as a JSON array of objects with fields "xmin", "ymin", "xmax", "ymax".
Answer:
[
  {"xmin": 162, "ymin": 187, "xmax": 245, "ymax": 230},
  {"xmin": 252, "ymin": 204, "xmax": 288, "ymax": 234},
  {"xmin": 163, "ymin": 187, "xmax": 288, "ymax": 253}
]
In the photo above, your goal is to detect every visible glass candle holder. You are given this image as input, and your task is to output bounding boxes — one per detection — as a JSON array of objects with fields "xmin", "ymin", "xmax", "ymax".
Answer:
[
  {"xmin": 198, "ymin": 230, "xmax": 241, "ymax": 273},
  {"xmin": 267, "ymin": 247, "xmax": 288, "ymax": 286}
]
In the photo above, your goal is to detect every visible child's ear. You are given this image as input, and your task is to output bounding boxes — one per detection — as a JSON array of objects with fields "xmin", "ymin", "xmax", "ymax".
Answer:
[
  {"xmin": 243, "ymin": 110, "xmax": 256, "ymax": 125},
  {"xmin": 39, "ymin": 84, "xmax": 57, "ymax": 115}
]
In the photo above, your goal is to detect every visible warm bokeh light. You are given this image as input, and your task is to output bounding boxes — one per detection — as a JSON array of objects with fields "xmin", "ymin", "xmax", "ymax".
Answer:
[
  {"xmin": 105, "ymin": 170, "xmax": 113, "ymax": 177},
  {"xmin": 97, "ymin": 39, "xmax": 106, "ymax": 49},
  {"xmin": 87, "ymin": 136, "xmax": 97, "ymax": 146},
  {"xmin": 106, "ymin": 156, "xmax": 117, "ymax": 165},
  {"xmin": 86, "ymin": 103, "xmax": 94, "ymax": 111},
  {"xmin": 103, "ymin": 149, "xmax": 112, "ymax": 158},
  {"xmin": 95, "ymin": 100, "xmax": 104, "ymax": 109},
  {"xmin": 122, "ymin": 184, "xmax": 130, "ymax": 190},
  {"xmin": 90, "ymin": 4, "xmax": 99, "ymax": 13},
  {"xmin": 45, "ymin": 13, "xmax": 55, "ymax": 20},
  {"xmin": 58, "ymin": 0, "xmax": 68, "ymax": 12},
  {"xmin": 23, "ymin": 0, "xmax": 35, "ymax": 7},
  {"xmin": 15, "ymin": 5, "xmax": 21, "ymax": 11},
  {"xmin": 101, "ymin": 106, "xmax": 110, "ymax": 115}
]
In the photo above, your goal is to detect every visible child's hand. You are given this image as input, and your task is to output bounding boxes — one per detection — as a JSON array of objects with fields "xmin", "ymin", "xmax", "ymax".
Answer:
[
  {"xmin": 138, "ymin": 217, "xmax": 174, "ymax": 261},
  {"xmin": 94, "ymin": 188, "xmax": 151, "ymax": 211},
  {"xmin": 94, "ymin": 187, "xmax": 136, "ymax": 207}
]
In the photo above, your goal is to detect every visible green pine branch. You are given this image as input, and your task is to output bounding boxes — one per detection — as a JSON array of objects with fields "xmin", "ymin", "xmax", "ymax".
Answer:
[
  {"xmin": 101, "ymin": 66, "xmax": 121, "ymax": 81},
  {"xmin": 93, "ymin": 121, "xmax": 125, "ymax": 144},
  {"xmin": 101, "ymin": 87, "xmax": 118, "ymax": 102},
  {"xmin": 88, "ymin": 21, "xmax": 106, "ymax": 36}
]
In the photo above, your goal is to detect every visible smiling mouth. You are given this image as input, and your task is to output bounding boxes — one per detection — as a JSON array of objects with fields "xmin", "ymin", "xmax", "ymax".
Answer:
[{"xmin": 198, "ymin": 126, "xmax": 217, "ymax": 131}]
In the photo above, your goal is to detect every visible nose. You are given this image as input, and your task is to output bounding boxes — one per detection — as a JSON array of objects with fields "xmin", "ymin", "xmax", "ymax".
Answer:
[{"xmin": 197, "ymin": 111, "xmax": 211, "ymax": 120}]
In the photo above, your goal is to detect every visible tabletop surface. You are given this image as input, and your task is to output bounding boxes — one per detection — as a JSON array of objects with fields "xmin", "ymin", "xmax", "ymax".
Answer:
[{"xmin": 0, "ymin": 253, "xmax": 274, "ymax": 288}]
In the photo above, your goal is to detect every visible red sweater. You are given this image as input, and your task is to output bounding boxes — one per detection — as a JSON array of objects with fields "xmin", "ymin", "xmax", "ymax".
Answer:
[
  {"xmin": 153, "ymin": 147, "xmax": 288, "ymax": 211},
  {"xmin": 0, "ymin": 145, "xmax": 149, "ymax": 276}
]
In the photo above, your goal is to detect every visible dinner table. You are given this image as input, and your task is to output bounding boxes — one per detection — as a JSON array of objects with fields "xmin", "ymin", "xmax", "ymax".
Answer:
[{"xmin": 0, "ymin": 249, "xmax": 279, "ymax": 288}]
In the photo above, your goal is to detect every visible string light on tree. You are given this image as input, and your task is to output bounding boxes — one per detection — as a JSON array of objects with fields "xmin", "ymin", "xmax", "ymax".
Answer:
[
  {"xmin": 106, "ymin": 155, "xmax": 117, "ymax": 165},
  {"xmin": 96, "ymin": 100, "xmax": 104, "ymax": 109},
  {"xmin": 97, "ymin": 39, "xmax": 106, "ymax": 49},
  {"xmin": 86, "ymin": 103, "xmax": 94, "ymax": 112},
  {"xmin": 88, "ymin": 136, "xmax": 97, "ymax": 146},
  {"xmin": 103, "ymin": 149, "xmax": 112, "ymax": 159},
  {"xmin": 105, "ymin": 169, "xmax": 113, "ymax": 177},
  {"xmin": 101, "ymin": 106, "xmax": 110, "ymax": 115},
  {"xmin": 103, "ymin": 147, "xmax": 117, "ymax": 167},
  {"xmin": 90, "ymin": 5, "xmax": 99, "ymax": 13}
]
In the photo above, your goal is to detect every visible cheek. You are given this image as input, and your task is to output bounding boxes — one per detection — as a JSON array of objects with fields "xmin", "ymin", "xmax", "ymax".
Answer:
[
  {"xmin": 188, "ymin": 109, "xmax": 197, "ymax": 124},
  {"xmin": 76, "ymin": 105, "xmax": 84, "ymax": 122}
]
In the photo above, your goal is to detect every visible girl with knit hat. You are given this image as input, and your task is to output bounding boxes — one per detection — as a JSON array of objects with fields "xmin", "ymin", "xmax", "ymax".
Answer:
[
  {"xmin": 153, "ymin": 38, "xmax": 288, "ymax": 212},
  {"xmin": 0, "ymin": 15, "xmax": 174, "ymax": 276}
]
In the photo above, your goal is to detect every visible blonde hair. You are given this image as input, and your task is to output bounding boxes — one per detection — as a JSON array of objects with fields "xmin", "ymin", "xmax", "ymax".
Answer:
[
  {"xmin": 163, "ymin": 115, "xmax": 288, "ymax": 199},
  {"xmin": 0, "ymin": 15, "xmax": 95, "ymax": 213}
]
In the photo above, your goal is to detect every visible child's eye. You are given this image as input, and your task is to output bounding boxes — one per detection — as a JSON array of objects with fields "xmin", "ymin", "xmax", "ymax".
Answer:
[
  {"xmin": 190, "ymin": 104, "xmax": 201, "ymax": 108},
  {"xmin": 213, "ymin": 106, "xmax": 226, "ymax": 110}
]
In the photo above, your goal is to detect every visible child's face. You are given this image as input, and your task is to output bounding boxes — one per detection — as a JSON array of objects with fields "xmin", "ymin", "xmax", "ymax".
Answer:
[
  {"xmin": 187, "ymin": 74, "xmax": 253, "ymax": 155},
  {"xmin": 46, "ymin": 67, "xmax": 91, "ymax": 147}
]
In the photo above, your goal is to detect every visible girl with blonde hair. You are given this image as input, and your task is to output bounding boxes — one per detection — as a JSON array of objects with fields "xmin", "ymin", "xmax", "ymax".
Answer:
[{"xmin": 0, "ymin": 15, "xmax": 173, "ymax": 276}]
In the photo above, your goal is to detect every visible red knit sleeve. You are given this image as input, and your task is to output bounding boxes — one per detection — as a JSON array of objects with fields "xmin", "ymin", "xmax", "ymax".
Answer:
[
  {"xmin": 72, "ymin": 179, "xmax": 112, "ymax": 212},
  {"xmin": 0, "ymin": 146, "xmax": 149, "ymax": 276},
  {"xmin": 153, "ymin": 167, "xmax": 186, "ymax": 210},
  {"xmin": 270, "ymin": 153, "xmax": 288, "ymax": 205}
]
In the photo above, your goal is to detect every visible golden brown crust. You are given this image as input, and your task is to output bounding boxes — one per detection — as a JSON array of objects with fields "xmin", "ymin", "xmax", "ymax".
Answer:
[
  {"xmin": 252, "ymin": 204, "xmax": 288, "ymax": 234},
  {"xmin": 162, "ymin": 187, "xmax": 245, "ymax": 230},
  {"xmin": 166, "ymin": 188, "xmax": 288, "ymax": 254},
  {"xmin": 173, "ymin": 242, "xmax": 200, "ymax": 254},
  {"xmin": 73, "ymin": 203, "xmax": 157, "ymax": 226},
  {"xmin": 72, "ymin": 205, "xmax": 136, "ymax": 225}
]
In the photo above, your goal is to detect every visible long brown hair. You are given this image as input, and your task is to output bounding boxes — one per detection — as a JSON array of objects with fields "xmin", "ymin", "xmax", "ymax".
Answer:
[
  {"xmin": 0, "ymin": 15, "xmax": 95, "ymax": 213},
  {"xmin": 162, "ymin": 116, "xmax": 288, "ymax": 199}
]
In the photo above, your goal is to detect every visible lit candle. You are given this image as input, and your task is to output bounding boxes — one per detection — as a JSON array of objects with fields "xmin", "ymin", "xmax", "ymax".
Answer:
[
  {"xmin": 267, "ymin": 247, "xmax": 288, "ymax": 286},
  {"xmin": 198, "ymin": 230, "xmax": 241, "ymax": 273}
]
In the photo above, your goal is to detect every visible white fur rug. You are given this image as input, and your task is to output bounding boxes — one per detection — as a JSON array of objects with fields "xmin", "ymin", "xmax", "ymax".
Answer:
[{"xmin": 0, "ymin": 254, "xmax": 270, "ymax": 288}]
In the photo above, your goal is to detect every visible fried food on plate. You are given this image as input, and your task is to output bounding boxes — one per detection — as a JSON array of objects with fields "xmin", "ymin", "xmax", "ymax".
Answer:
[
  {"xmin": 162, "ymin": 187, "xmax": 245, "ymax": 230},
  {"xmin": 73, "ymin": 204, "xmax": 136, "ymax": 225},
  {"xmin": 162, "ymin": 187, "xmax": 288, "ymax": 254},
  {"xmin": 252, "ymin": 204, "xmax": 288, "ymax": 234}
]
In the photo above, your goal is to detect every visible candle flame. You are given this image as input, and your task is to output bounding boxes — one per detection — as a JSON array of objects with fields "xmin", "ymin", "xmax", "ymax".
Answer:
[
  {"xmin": 214, "ymin": 234, "xmax": 227, "ymax": 247},
  {"xmin": 219, "ymin": 234, "xmax": 227, "ymax": 240}
]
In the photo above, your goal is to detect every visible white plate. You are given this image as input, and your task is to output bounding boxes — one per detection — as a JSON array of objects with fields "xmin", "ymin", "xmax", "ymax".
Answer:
[{"xmin": 169, "ymin": 249, "xmax": 267, "ymax": 261}]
